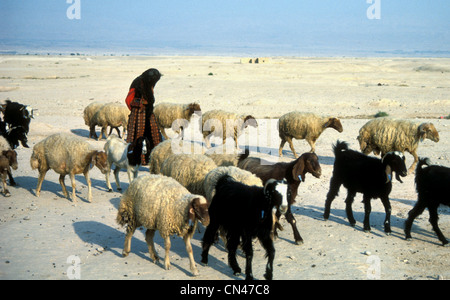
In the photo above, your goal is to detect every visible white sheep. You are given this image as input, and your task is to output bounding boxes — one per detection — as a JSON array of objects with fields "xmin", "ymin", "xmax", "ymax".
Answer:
[
  {"xmin": 89, "ymin": 103, "xmax": 129, "ymax": 141},
  {"xmin": 103, "ymin": 135, "xmax": 149, "ymax": 192},
  {"xmin": 203, "ymin": 166, "xmax": 263, "ymax": 203},
  {"xmin": 160, "ymin": 153, "xmax": 217, "ymax": 196},
  {"xmin": 201, "ymin": 109, "xmax": 258, "ymax": 149},
  {"xmin": 153, "ymin": 102, "xmax": 201, "ymax": 140},
  {"xmin": 148, "ymin": 139, "xmax": 205, "ymax": 174},
  {"xmin": 278, "ymin": 111, "xmax": 343, "ymax": 157},
  {"xmin": 116, "ymin": 174, "xmax": 210, "ymax": 276},
  {"xmin": 357, "ymin": 117, "xmax": 440, "ymax": 173},
  {"xmin": 30, "ymin": 133, "xmax": 108, "ymax": 203},
  {"xmin": 204, "ymin": 144, "xmax": 242, "ymax": 167},
  {"xmin": 83, "ymin": 102, "xmax": 105, "ymax": 139}
]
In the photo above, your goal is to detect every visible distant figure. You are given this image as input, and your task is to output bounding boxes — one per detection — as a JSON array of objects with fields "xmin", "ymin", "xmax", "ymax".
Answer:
[{"xmin": 125, "ymin": 68, "xmax": 162, "ymax": 165}]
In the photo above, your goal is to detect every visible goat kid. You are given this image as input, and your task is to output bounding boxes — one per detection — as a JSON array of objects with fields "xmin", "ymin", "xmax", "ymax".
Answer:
[
  {"xmin": 105, "ymin": 135, "xmax": 149, "ymax": 191},
  {"xmin": 0, "ymin": 150, "xmax": 18, "ymax": 196},
  {"xmin": 324, "ymin": 140, "xmax": 407, "ymax": 234},
  {"xmin": 201, "ymin": 175, "xmax": 288, "ymax": 280},
  {"xmin": 238, "ymin": 149, "xmax": 321, "ymax": 244},
  {"xmin": 404, "ymin": 158, "xmax": 450, "ymax": 246}
]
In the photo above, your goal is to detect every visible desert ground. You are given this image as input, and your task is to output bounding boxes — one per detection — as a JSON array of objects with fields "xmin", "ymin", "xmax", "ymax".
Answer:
[{"xmin": 0, "ymin": 55, "xmax": 448, "ymax": 280}]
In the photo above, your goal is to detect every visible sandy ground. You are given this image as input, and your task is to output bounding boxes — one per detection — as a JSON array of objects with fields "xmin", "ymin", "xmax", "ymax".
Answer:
[{"xmin": 0, "ymin": 55, "xmax": 448, "ymax": 280}]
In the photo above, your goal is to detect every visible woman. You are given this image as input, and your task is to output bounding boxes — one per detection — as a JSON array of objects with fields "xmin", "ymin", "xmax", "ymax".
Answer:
[{"xmin": 125, "ymin": 68, "xmax": 162, "ymax": 165}]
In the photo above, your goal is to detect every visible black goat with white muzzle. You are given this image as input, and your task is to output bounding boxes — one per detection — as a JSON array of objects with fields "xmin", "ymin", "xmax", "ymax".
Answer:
[
  {"xmin": 201, "ymin": 175, "xmax": 288, "ymax": 280},
  {"xmin": 323, "ymin": 140, "xmax": 407, "ymax": 234}
]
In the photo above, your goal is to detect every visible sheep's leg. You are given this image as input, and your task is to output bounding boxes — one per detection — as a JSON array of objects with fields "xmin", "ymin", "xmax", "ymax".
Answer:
[
  {"xmin": 6, "ymin": 170, "xmax": 15, "ymax": 186},
  {"xmin": 114, "ymin": 167, "xmax": 122, "ymax": 191},
  {"xmin": 83, "ymin": 170, "xmax": 92, "ymax": 203},
  {"xmin": 98, "ymin": 126, "xmax": 107, "ymax": 141},
  {"xmin": 59, "ymin": 174, "xmax": 69, "ymax": 199},
  {"xmin": 145, "ymin": 229, "xmax": 159, "ymax": 263},
  {"xmin": 286, "ymin": 137, "xmax": 298, "ymax": 158},
  {"xmin": 362, "ymin": 196, "xmax": 372, "ymax": 232},
  {"xmin": 380, "ymin": 196, "xmax": 392, "ymax": 235},
  {"xmin": 105, "ymin": 165, "xmax": 113, "ymax": 192},
  {"xmin": 278, "ymin": 139, "xmax": 286, "ymax": 157},
  {"xmin": 89, "ymin": 124, "xmax": 98, "ymax": 139},
  {"xmin": 428, "ymin": 205, "xmax": 449, "ymax": 246},
  {"xmin": 344, "ymin": 191, "xmax": 357, "ymax": 227},
  {"xmin": 408, "ymin": 151, "xmax": 419, "ymax": 174},
  {"xmin": 35, "ymin": 170, "xmax": 48, "ymax": 197},
  {"xmin": 2, "ymin": 176, "xmax": 10, "ymax": 197},
  {"xmin": 285, "ymin": 205, "xmax": 304, "ymax": 245},
  {"xmin": 122, "ymin": 224, "xmax": 136, "ymax": 257},
  {"xmin": 241, "ymin": 234, "xmax": 254, "ymax": 280},
  {"xmin": 307, "ymin": 139, "xmax": 316, "ymax": 153},
  {"xmin": 324, "ymin": 176, "xmax": 341, "ymax": 220},
  {"xmin": 258, "ymin": 232, "xmax": 275, "ymax": 280},
  {"xmin": 226, "ymin": 233, "xmax": 242, "ymax": 276},
  {"xmin": 163, "ymin": 236, "xmax": 172, "ymax": 270},
  {"xmin": 201, "ymin": 221, "xmax": 219, "ymax": 265},
  {"xmin": 404, "ymin": 201, "xmax": 427, "ymax": 241},
  {"xmin": 183, "ymin": 235, "xmax": 199, "ymax": 276},
  {"xmin": 69, "ymin": 173, "xmax": 78, "ymax": 203}
]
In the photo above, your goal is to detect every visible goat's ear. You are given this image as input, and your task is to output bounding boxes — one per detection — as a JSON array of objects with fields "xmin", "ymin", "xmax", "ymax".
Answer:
[
  {"xmin": 264, "ymin": 179, "xmax": 277, "ymax": 195},
  {"xmin": 292, "ymin": 158, "xmax": 305, "ymax": 182},
  {"xmin": 385, "ymin": 165, "xmax": 392, "ymax": 183}
]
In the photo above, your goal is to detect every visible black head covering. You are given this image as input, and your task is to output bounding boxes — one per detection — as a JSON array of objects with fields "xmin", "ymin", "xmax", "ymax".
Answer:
[{"xmin": 130, "ymin": 68, "xmax": 161, "ymax": 105}]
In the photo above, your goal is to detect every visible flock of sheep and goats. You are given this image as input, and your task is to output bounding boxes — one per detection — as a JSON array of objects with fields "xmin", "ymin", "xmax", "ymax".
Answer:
[{"xmin": 0, "ymin": 95, "xmax": 448, "ymax": 280}]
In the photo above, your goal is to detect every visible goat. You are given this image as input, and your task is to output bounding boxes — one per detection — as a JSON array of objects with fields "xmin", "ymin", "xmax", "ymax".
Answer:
[
  {"xmin": 201, "ymin": 175, "xmax": 289, "ymax": 280},
  {"xmin": 404, "ymin": 158, "xmax": 450, "ymax": 246},
  {"xmin": 104, "ymin": 135, "xmax": 149, "ymax": 192},
  {"xmin": 0, "ymin": 150, "xmax": 18, "ymax": 196},
  {"xmin": 2, "ymin": 100, "xmax": 35, "ymax": 134},
  {"xmin": 324, "ymin": 140, "xmax": 407, "ymax": 234},
  {"xmin": 238, "ymin": 148, "xmax": 321, "ymax": 245}
]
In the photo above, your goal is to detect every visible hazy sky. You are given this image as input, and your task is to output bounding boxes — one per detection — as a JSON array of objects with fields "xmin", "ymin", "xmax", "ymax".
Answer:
[{"xmin": 1, "ymin": 0, "xmax": 449, "ymax": 55}]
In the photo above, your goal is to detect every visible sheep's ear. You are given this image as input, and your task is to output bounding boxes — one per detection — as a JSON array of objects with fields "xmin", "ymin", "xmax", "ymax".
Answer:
[
  {"xmin": 89, "ymin": 151, "xmax": 98, "ymax": 169},
  {"xmin": 292, "ymin": 158, "xmax": 305, "ymax": 182},
  {"xmin": 418, "ymin": 124, "xmax": 429, "ymax": 142},
  {"xmin": 385, "ymin": 165, "xmax": 392, "ymax": 183}
]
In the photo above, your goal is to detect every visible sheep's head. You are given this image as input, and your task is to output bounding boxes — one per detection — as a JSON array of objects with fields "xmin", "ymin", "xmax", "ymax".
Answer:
[
  {"xmin": 187, "ymin": 103, "xmax": 202, "ymax": 118},
  {"xmin": 382, "ymin": 151, "xmax": 408, "ymax": 183},
  {"xmin": 292, "ymin": 152, "xmax": 322, "ymax": 182},
  {"xmin": 91, "ymin": 151, "xmax": 109, "ymax": 174},
  {"xmin": 324, "ymin": 117, "xmax": 343, "ymax": 133},
  {"xmin": 418, "ymin": 123, "xmax": 439, "ymax": 143},
  {"xmin": 243, "ymin": 115, "xmax": 258, "ymax": 128},
  {"xmin": 189, "ymin": 197, "xmax": 210, "ymax": 226},
  {"xmin": 264, "ymin": 179, "xmax": 289, "ymax": 214},
  {"xmin": 2, "ymin": 150, "xmax": 18, "ymax": 170}
]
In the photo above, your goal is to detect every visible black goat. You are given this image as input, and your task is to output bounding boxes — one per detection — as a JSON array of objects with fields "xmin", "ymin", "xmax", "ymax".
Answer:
[
  {"xmin": 404, "ymin": 158, "xmax": 450, "ymax": 246},
  {"xmin": 2, "ymin": 126, "xmax": 29, "ymax": 149},
  {"xmin": 201, "ymin": 175, "xmax": 288, "ymax": 280},
  {"xmin": 2, "ymin": 100, "xmax": 34, "ymax": 133},
  {"xmin": 323, "ymin": 140, "xmax": 407, "ymax": 234}
]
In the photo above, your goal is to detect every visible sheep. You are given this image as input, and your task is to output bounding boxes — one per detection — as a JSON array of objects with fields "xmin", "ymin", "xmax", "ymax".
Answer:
[
  {"xmin": 404, "ymin": 158, "xmax": 450, "ymax": 246},
  {"xmin": 323, "ymin": 140, "xmax": 408, "ymax": 234},
  {"xmin": 116, "ymin": 174, "xmax": 210, "ymax": 276},
  {"xmin": 278, "ymin": 112, "xmax": 343, "ymax": 157},
  {"xmin": 238, "ymin": 149, "xmax": 322, "ymax": 245},
  {"xmin": 201, "ymin": 109, "xmax": 258, "ymax": 149},
  {"xmin": 103, "ymin": 135, "xmax": 149, "ymax": 192},
  {"xmin": 159, "ymin": 153, "xmax": 217, "ymax": 196},
  {"xmin": 83, "ymin": 102, "xmax": 105, "ymax": 139},
  {"xmin": 201, "ymin": 175, "xmax": 289, "ymax": 280},
  {"xmin": 203, "ymin": 166, "xmax": 263, "ymax": 203},
  {"xmin": 148, "ymin": 139, "xmax": 205, "ymax": 174},
  {"xmin": 357, "ymin": 117, "xmax": 440, "ymax": 174},
  {"xmin": 89, "ymin": 103, "xmax": 129, "ymax": 140},
  {"xmin": 204, "ymin": 144, "xmax": 242, "ymax": 167},
  {"xmin": 0, "ymin": 136, "xmax": 18, "ymax": 187},
  {"xmin": 0, "ymin": 150, "xmax": 18, "ymax": 196},
  {"xmin": 153, "ymin": 102, "xmax": 201, "ymax": 140},
  {"xmin": 30, "ymin": 133, "xmax": 108, "ymax": 203}
]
